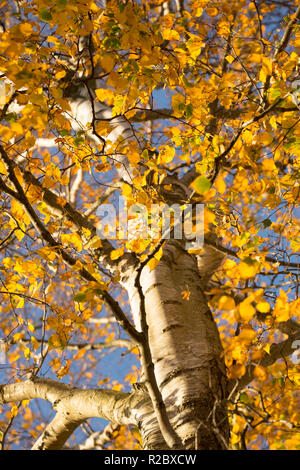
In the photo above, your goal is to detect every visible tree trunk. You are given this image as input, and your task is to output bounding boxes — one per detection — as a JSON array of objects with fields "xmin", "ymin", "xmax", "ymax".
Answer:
[{"xmin": 122, "ymin": 240, "xmax": 229, "ymax": 449}]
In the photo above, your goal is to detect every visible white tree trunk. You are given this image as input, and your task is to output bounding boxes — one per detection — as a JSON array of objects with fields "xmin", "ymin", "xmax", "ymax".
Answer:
[{"xmin": 122, "ymin": 240, "xmax": 229, "ymax": 449}]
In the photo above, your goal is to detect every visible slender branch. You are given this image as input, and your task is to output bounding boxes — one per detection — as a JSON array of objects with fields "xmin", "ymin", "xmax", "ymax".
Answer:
[
  {"xmin": 203, "ymin": 236, "xmax": 300, "ymax": 270},
  {"xmin": 0, "ymin": 144, "xmax": 142, "ymax": 343},
  {"xmin": 2, "ymin": 150, "xmax": 138, "ymax": 278},
  {"xmin": 252, "ymin": 0, "xmax": 266, "ymax": 53},
  {"xmin": 0, "ymin": 401, "xmax": 22, "ymax": 450},
  {"xmin": 229, "ymin": 329, "xmax": 300, "ymax": 393},
  {"xmin": 211, "ymin": 93, "xmax": 290, "ymax": 183},
  {"xmin": 83, "ymin": 184, "xmax": 120, "ymax": 217},
  {"xmin": 77, "ymin": 422, "xmax": 121, "ymax": 450},
  {"xmin": 261, "ymin": 3, "xmax": 300, "ymax": 106},
  {"xmin": 12, "ymin": 336, "xmax": 135, "ymax": 352},
  {"xmin": 130, "ymin": 108, "xmax": 173, "ymax": 123},
  {"xmin": 274, "ymin": 3, "xmax": 300, "ymax": 58},
  {"xmin": 0, "ymin": 228, "xmax": 18, "ymax": 248}
]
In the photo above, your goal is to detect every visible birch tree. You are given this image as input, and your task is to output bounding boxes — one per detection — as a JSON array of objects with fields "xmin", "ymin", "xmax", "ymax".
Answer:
[{"xmin": 0, "ymin": 0, "xmax": 299, "ymax": 450}]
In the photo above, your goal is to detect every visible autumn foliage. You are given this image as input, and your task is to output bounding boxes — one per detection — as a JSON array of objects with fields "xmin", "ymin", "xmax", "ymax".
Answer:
[{"xmin": 0, "ymin": 0, "xmax": 299, "ymax": 450}]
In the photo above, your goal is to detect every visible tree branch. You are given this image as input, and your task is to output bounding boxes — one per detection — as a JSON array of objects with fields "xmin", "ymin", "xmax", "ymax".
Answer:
[
  {"xmin": 0, "ymin": 377, "xmax": 153, "ymax": 450},
  {"xmin": 77, "ymin": 422, "xmax": 121, "ymax": 450},
  {"xmin": 0, "ymin": 144, "xmax": 142, "ymax": 343},
  {"xmin": 274, "ymin": 3, "xmax": 300, "ymax": 58},
  {"xmin": 203, "ymin": 235, "xmax": 300, "ymax": 270},
  {"xmin": 229, "ymin": 330, "xmax": 300, "ymax": 393},
  {"xmin": 130, "ymin": 108, "xmax": 173, "ymax": 122}
]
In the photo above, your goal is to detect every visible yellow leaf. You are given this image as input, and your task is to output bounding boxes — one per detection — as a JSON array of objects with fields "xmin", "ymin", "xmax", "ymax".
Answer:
[
  {"xmin": 251, "ymin": 349, "xmax": 265, "ymax": 361},
  {"xmin": 46, "ymin": 162, "xmax": 61, "ymax": 181},
  {"xmin": 10, "ymin": 122, "xmax": 23, "ymax": 134},
  {"xmin": 218, "ymin": 295, "xmax": 236, "ymax": 311},
  {"xmin": 10, "ymin": 404, "xmax": 19, "ymax": 418},
  {"xmin": 154, "ymin": 248, "xmax": 163, "ymax": 261},
  {"xmin": 47, "ymin": 35, "xmax": 58, "ymax": 43},
  {"xmin": 228, "ymin": 363, "xmax": 246, "ymax": 379},
  {"xmin": 187, "ymin": 38, "xmax": 204, "ymax": 60},
  {"xmin": 49, "ymin": 333, "xmax": 61, "ymax": 349},
  {"xmin": 158, "ymin": 145, "xmax": 175, "ymax": 164},
  {"xmin": 24, "ymin": 347, "xmax": 31, "ymax": 360},
  {"xmin": 112, "ymin": 383, "xmax": 123, "ymax": 391},
  {"xmin": 225, "ymin": 55, "xmax": 234, "ymax": 64},
  {"xmin": 28, "ymin": 321, "xmax": 35, "ymax": 332},
  {"xmin": 215, "ymin": 176, "xmax": 226, "ymax": 194},
  {"xmin": 162, "ymin": 29, "xmax": 180, "ymax": 41},
  {"xmin": 61, "ymin": 233, "xmax": 83, "ymax": 252},
  {"xmin": 290, "ymin": 373, "xmax": 300, "ymax": 386},
  {"xmin": 181, "ymin": 289, "xmax": 191, "ymax": 301},
  {"xmin": 238, "ymin": 261, "xmax": 259, "ymax": 279},
  {"xmin": 260, "ymin": 133, "xmax": 273, "ymax": 146},
  {"xmin": 238, "ymin": 326, "xmax": 256, "ymax": 342},
  {"xmin": 0, "ymin": 159, "xmax": 8, "ymax": 175},
  {"xmin": 263, "ymin": 344, "xmax": 271, "ymax": 355},
  {"xmin": 19, "ymin": 22, "xmax": 33, "ymax": 36},
  {"xmin": 112, "ymin": 94, "xmax": 124, "ymax": 116},
  {"xmin": 38, "ymin": 246, "xmax": 56, "ymax": 262},
  {"xmin": 15, "ymin": 229, "xmax": 25, "ymax": 242},
  {"xmin": 147, "ymin": 257, "xmax": 160, "ymax": 271},
  {"xmin": 31, "ymin": 336, "xmax": 40, "ymax": 350},
  {"xmin": 110, "ymin": 247, "xmax": 124, "ymax": 260},
  {"xmin": 231, "ymin": 432, "xmax": 241, "ymax": 445},
  {"xmin": 273, "ymin": 289, "xmax": 290, "ymax": 322},
  {"xmin": 195, "ymin": 7, "xmax": 203, "ymax": 17},
  {"xmin": 101, "ymin": 54, "xmax": 115, "ymax": 72},
  {"xmin": 254, "ymin": 365, "xmax": 267, "ymax": 381},
  {"xmin": 55, "ymin": 70, "xmax": 66, "ymax": 80},
  {"xmin": 259, "ymin": 57, "xmax": 273, "ymax": 83},
  {"xmin": 262, "ymin": 158, "xmax": 276, "ymax": 171},
  {"xmin": 13, "ymin": 332, "xmax": 23, "ymax": 342},
  {"xmin": 206, "ymin": 7, "xmax": 219, "ymax": 16},
  {"xmin": 95, "ymin": 88, "xmax": 107, "ymax": 101},
  {"xmin": 239, "ymin": 300, "xmax": 256, "ymax": 321},
  {"xmin": 84, "ymin": 236, "xmax": 102, "ymax": 250},
  {"xmin": 256, "ymin": 300, "xmax": 270, "ymax": 313},
  {"xmin": 262, "ymin": 56, "xmax": 273, "ymax": 75},
  {"xmin": 259, "ymin": 67, "xmax": 267, "ymax": 83}
]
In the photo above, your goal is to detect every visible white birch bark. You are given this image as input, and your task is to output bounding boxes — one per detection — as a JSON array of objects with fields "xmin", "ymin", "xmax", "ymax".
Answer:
[{"xmin": 122, "ymin": 240, "xmax": 229, "ymax": 449}]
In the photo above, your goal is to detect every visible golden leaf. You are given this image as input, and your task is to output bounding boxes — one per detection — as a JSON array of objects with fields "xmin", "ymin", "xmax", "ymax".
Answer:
[
  {"xmin": 110, "ymin": 247, "xmax": 125, "ymax": 260},
  {"xmin": 253, "ymin": 365, "xmax": 267, "ymax": 381},
  {"xmin": 239, "ymin": 299, "xmax": 256, "ymax": 321},
  {"xmin": 218, "ymin": 295, "xmax": 236, "ymax": 311}
]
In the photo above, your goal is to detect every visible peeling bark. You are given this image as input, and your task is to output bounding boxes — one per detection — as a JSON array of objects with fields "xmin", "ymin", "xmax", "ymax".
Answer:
[{"xmin": 122, "ymin": 240, "xmax": 229, "ymax": 449}]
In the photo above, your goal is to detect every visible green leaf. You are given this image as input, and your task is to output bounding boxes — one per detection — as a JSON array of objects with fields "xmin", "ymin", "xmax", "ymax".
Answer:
[
  {"xmin": 242, "ymin": 256, "xmax": 257, "ymax": 266},
  {"xmin": 73, "ymin": 292, "xmax": 86, "ymax": 303},
  {"xmin": 269, "ymin": 88, "xmax": 281, "ymax": 100},
  {"xmin": 58, "ymin": 129, "xmax": 69, "ymax": 137},
  {"xmin": 142, "ymin": 149, "xmax": 149, "ymax": 160},
  {"xmin": 262, "ymin": 218, "xmax": 272, "ymax": 228},
  {"xmin": 191, "ymin": 176, "xmax": 211, "ymax": 195},
  {"xmin": 74, "ymin": 136, "xmax": 85, "ymax": 147},
  {"xmin": 185, "ymin": 103, "xmax": 193, "ymax": 119},
  {"xmin": 39, "ymin": 9, "xmax": 53, "ymax": 22},
  {"xmin": 5, "ymin": 112, "xmax": 18, "ymax": 123},
  {"xmin": 239, "ymin": 393, "xmax": 249, "ymax": 404}
]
